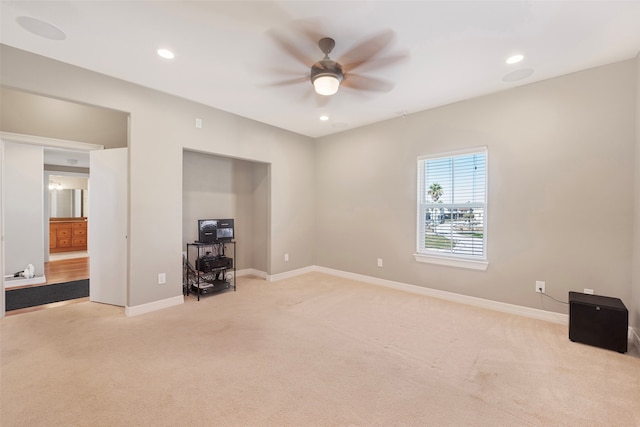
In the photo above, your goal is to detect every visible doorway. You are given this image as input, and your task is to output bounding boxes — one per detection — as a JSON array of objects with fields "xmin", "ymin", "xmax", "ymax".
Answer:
[
  {"xmin": 2, "ymin": 139, "xmax": 129, "ymax": 315},
  {"xmin": 0, "ymin": 88, "xmax": 129, "ymax": 316}
]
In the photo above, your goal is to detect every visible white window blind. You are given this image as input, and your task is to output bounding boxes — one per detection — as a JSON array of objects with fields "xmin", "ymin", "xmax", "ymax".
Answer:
[{"xmin": 417, "ymin": 147, "xmax": 487, "ymax": 261}]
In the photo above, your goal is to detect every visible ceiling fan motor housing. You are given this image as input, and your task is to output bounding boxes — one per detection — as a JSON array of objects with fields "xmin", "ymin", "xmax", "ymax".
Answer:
[{"xmin": 310, "ymin": 59, "xmax": 344, "ymax": 85}]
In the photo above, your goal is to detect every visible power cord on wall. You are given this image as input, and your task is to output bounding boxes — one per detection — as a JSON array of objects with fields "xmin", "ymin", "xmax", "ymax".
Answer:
[{"xmin": 540, "ymin": 291, "xmax": 568, "ymax": 305}]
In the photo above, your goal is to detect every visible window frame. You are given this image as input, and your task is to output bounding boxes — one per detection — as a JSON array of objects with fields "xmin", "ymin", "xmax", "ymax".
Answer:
[{"xmin": 415, "ymin": 146, "xmax": 488, "ymax": 271}]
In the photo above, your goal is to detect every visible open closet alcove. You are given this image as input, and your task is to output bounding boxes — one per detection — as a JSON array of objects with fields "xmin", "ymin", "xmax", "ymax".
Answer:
[{"xmin": 182, "ymin": 149, "xmax": 270, "ymax": 279}]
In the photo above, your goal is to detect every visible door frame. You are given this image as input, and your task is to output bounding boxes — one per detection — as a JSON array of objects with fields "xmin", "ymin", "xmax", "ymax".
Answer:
[{"xmin": 0, "ymin": 132, "xmax": 104, "ymax": 318}]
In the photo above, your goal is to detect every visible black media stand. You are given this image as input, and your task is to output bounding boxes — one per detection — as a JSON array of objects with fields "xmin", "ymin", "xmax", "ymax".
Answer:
[{"xmin": 185, "ymin": 241, "xmax": 236, "ymax": 301}]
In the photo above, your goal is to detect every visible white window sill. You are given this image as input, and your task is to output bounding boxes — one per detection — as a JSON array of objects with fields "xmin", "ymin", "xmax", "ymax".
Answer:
[{"xmin": 414, "ymin": 253, "xmax": 488, "ymax": 271}]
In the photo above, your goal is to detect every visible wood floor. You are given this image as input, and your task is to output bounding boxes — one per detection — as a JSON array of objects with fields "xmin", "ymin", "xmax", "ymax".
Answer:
[
  {"xmin": 44, "ymin": 257, "xmax": 90, "ymax": 285},
  {"xmin": 5, "ymin": 257, "xmax": 90, "ymax": 316}
]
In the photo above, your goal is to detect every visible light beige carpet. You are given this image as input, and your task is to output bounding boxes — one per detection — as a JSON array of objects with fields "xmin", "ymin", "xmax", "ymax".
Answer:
[{"xmin": 1, "ymin": 272, "xmax": 639, "ymax": 426}]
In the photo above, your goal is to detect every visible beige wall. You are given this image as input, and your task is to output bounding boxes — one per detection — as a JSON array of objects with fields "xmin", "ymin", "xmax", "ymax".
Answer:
[
  {"xmin": 182, "ymin": 150, "xmax": 269, "ymax": 272},
  {"xmin": 315, "ymin": 60, "xmax": 637, "ymax": 314},
  {"xmin": 252, "ymin": 163, "xmax": 270, "ymax": 273},
  {"xmin": 0, "ymin": 45, "xmax": 315, "ymax": 308},
  {"xmin": 3, "ymin": 142, "xmax": 44, "ymax": 276},
  {"xmin": 0, "ymin": 86, "xmax": 127, "ymax": 148},
  {"xmin": 633, "ymin": 53, "xmax": 640, "ymax": 333}
]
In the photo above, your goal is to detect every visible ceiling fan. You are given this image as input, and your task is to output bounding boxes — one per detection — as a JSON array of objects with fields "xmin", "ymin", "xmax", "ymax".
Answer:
[{"xmin": 267, "ymin": 28, "xmax": 408, "ymax": 98}]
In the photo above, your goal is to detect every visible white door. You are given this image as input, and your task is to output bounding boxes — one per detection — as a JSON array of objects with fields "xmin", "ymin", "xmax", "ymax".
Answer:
[{"xmin": 89, "ymin": 148, "xmax": 127, "ymax": 306}]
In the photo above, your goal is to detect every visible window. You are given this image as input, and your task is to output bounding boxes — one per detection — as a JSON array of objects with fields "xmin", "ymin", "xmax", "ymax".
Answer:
[{"xmin": 416, "ymin": 147, "xmax": 487, "ymax": 269}]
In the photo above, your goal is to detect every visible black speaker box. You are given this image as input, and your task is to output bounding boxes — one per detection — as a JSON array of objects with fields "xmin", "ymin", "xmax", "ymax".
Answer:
[{"xmin": 568, "ymin": 291, "xmax": 627, "ymax": 353}]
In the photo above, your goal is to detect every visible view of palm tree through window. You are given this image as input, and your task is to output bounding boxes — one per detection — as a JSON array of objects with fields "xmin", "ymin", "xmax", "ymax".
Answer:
[{"xmin": 418, "ymin": 150, "xmax": 487, "ymax": 259}]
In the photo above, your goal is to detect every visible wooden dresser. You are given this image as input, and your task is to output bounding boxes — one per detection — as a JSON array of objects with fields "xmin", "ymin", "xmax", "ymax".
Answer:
[{"xmin": 50, "ymin": 218, "xmax": 88, "ymax": 253}]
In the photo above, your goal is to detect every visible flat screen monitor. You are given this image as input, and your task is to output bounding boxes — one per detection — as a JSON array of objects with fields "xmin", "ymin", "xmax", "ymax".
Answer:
[
  {"xmin": 197, "ymin": 219, "xmax": 234, "ymax": 243},
  {"xmin": 217, "ymin": 227, "xmax": 233, "ymax": 240},
  {"xmin": 215, "ymin": 219, "xmax": 234, "ymax": 242},
  {"xmin": 198, "ymin": 219, "xmax": 217, "ymax": 243}
]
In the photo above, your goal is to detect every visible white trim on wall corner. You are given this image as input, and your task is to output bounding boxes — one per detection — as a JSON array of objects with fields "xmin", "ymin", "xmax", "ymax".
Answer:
[{"xmin": 125, "ymin": 295, "xmax": 184, "ymax": 317}]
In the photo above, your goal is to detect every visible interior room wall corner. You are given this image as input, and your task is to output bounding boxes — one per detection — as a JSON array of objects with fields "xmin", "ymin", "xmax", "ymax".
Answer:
[{"xmin": 632, "ymin": 51, "xmax": 640, "ymax": 335}]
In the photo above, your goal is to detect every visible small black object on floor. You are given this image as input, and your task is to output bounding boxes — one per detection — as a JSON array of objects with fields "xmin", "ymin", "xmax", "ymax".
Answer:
[
  {"xmin": 5, "ymin": 280, "xmax": 89, "ymax": 311},
  {"xmin": 568, "ymin": 291, "xmax": 628, "ymax": 353}
]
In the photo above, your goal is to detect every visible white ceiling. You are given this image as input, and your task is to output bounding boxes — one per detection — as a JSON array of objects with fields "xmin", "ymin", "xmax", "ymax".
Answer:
[
  {"xmin": 2, "ymin": 1, "xmax": 640, "ymax": 138},
  {"xmin": 43, "ymin": 147, "xmax": 89, "ymax": 169}
]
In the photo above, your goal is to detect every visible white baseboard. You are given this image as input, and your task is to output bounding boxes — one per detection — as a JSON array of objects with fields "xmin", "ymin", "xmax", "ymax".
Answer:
[
  {"xmin": 237, "ymin": 268, "xmax": 267, "ymax": 279},
  {"xmin": 267, "ymin": 266, "xmax": 316, "ymax": 282},
  {"xmin": 313, "ymin": 266, "xmax": 569, "ymax": 325},
  {"xmin": 267, "ymin": 265, "xmax": 567, "ymax": 324},
  {"xmin": 242, "ymin": 265, "xmax": 639, "ymax": 346},
  {"xmin": 122, "ymin": 269, "xmax": 264, "ymax": 317},
  {"xmin": 125, "ymin": 295, "xmax": 184, "ymax": 317},
  {"xmin": 4, "ymin": 275, "xmax": 47, "ymax": 289},
  {"xmin": 632, "ymin": 327, "xmax": 640, "ymax": 354}
]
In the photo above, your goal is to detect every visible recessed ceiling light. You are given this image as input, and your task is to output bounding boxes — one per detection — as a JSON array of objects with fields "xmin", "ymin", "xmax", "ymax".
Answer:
[
  {"xmin": 157, "ymin": 48, "xmax": 175, "ymax": 59},
  {"xmin": 16, "ymin": 16, "xmax": 66, "ymax": 40},
  {"xmin": 506, "ymin": 54, "xmax": 524, "ymax": 65},
  {"xmin": 319, "ymin": 115, "xmax": 330, "ymax": 121}
]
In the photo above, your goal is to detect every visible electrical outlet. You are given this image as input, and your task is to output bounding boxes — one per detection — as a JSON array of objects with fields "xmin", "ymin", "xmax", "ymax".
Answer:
[
  {"xmin": 195, "ymin": 118, "xmax": 202, "ymax": 128},
  {"xmin": 536, "ymin": 280, "xmax": 545, "ymax": 293},
  {"xmin": 583, "ymin": 288, "xmax": 594, "ymax": 295},
  {"xmin": 284, "ymin": 253, "xmax": 289, "ymax": 262},
  {"xmin": 158, "ymin": 273, "xmax": 166, "ymax": 285},
  {"xmin": 377, "ymin": 258, "xmax": 383, "ymax": 267}
]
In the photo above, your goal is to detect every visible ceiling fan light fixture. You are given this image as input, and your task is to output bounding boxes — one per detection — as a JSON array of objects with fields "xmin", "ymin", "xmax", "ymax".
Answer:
[{"xmin": 313, "ymin": 74, "xmax": 341, "ymax": 96}]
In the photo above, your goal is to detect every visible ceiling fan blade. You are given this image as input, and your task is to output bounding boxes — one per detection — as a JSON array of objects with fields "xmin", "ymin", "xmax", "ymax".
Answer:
[
  {"xmin": 261, "ymin": 76, "xmax": 309, "ymax": 88},
  {"xmin": 337, "ymin": 29, "xmax": 396, "ymax": 71},
  {"xmin": 267, "ymin": 29, "xmax": 314, "ymax": 67},
  {"xmin": 342, "ymin": 74, "xmax": 394, "ymax": 93},
  {"xmin": 289, "ymin": 18, "xmax": 326, "ymax": 47},
  {"xmin": 264, "ymin": 66, "xmax": 309, "ymax": 77},
  {"xmin": 343, "ymin": 52, "xmax": 409, "ymax": 73}
]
